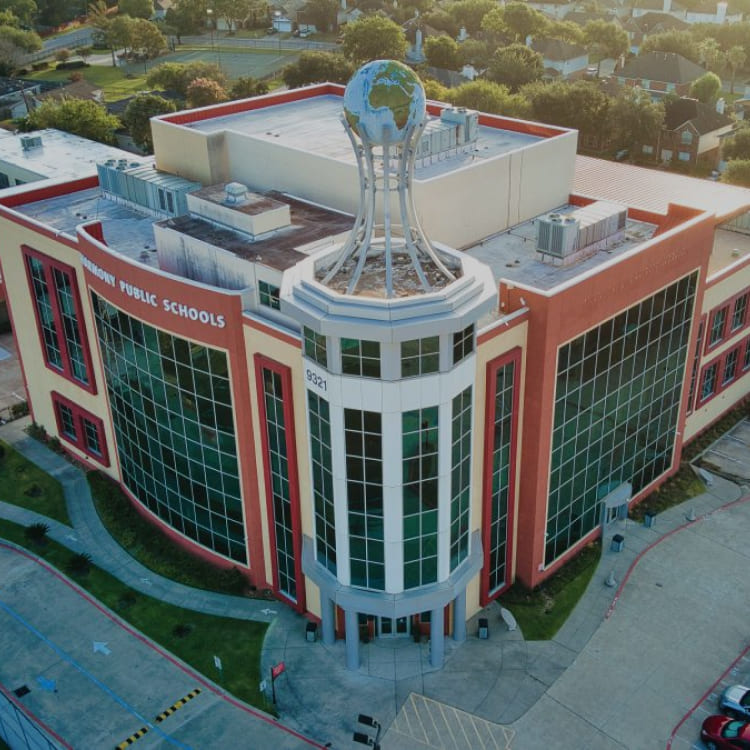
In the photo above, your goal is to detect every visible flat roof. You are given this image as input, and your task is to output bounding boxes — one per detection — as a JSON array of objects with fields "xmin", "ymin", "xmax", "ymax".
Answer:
[
  {"xmin": 184, "ymin": 96, "xmax": 544, "ymax": 180},
  {"xmin": 464, "ymin": 204, "xmax": 659, "ymax": 292},
  {"xmin": 0, "ymin": 129, "xmax": 144, "ymax": 182}
]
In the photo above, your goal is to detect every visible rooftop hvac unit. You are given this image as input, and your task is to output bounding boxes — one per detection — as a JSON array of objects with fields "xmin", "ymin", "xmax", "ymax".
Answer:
[
  {"xmin": 20, "ymin": 135, "xmax": 42, "ymax": 151},
  {"xmin": 440, "ymin": 107, "xmax": 479, "ymax": 142},
  {"xmin": 536, "ymin": 213, "xmax": 579, "ymax": 258}
]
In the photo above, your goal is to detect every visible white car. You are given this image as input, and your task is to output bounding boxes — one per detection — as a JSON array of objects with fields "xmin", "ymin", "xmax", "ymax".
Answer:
[{"xmin": 720, "ymin": 685, "xmax": 750, "ymax": 720}]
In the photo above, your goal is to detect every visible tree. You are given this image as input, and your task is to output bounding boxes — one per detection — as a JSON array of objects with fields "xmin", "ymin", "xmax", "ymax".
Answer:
[
  {"xmin": 721, "ymin": 159, "xmax": 750, "ymax": 187},
  {"xmin": 698, "ymin": 37, "xmax": 722, "ymax": 71},
  {"xmin": 119, "ymin": 0, "xmax": 154, "ymax": 18},
  {"xmin": 452, "ymin": 78, "xmax": 531, "ymax": 117},
  {"xmin": 726, "ymin": 45, "xmax": 746, "ymax": 94},
  {"xmin": 640, "ymin": 30, "xmax": 698, "ymax": 62},
  {"xmin": 108, "ymin": 14, "xmax": 136, "ymax": 54},
  {"xmin": 422, "ymin": 78, "xmax": 449, "ymax": 101},
  {"xmin": 165, "ymin": 0, "xmax": 207, "ymax": 39},
  {"xmin": 122, "ymin": 92, "xmax": 177, "ymax": 151},
  {"xmin": 446, "ymin": 0, "xmax": 495, "ymax": 35},
  {"xmin": 523, "ymin": 79, "xmax": 612, "ymax": 143},
  {"xmin": 422, "ymin": 7, "xmax": 458, "ymax": 37},
  {"xmin": 583, "ymin": 19, "xmax": 627, "ymax": 71},
  {"xmin": 54, "ymin": 47, "xmax": 71, "ymax": 63},
  {"xmin": 213, "ymin": 0, "xmax": 250, "ymax": 32},
  {"xmin": 0, "ymin": 0, "xmax": 37, "ymax": 28},
  {"xmin": 546, "ymin": 20, "xmax": 584, "ymax": 45},
  {"xmin": 76, "ymin": 44, "xmax": 93, "ymax": 62},
  {"xmin": 230, "ymin": 75, "xmax": 269, "ymax": 99},
  {"xmin": 23, "ymin": 98, "xmax": 121, "ymax": 144},
  {"xmin": 487, "ymin": 43, "xmax": 543, "ymax": 92},
  {"xmin": 282, "ymin": 50, "xmax": 353, "ymax": 87},
  {"xmin": 424, "ymin": 34, "xmax": 460, "ymax": 70},
  {"xmin": 303, "ymin": 0, "xmax": 337, "ymax": 32},
  {"xmin": 130, "ymin": 17, "xmax": 166, "ymax": 58},
  {"xmin": 500, "ymin": 1, "xmax": 547, "ymax": 42},
  {"xmin": 341, "ymin": 16, "xmax": 407, "ymax": 64},
  {"xmin": 722, "ymin": 126, "xmax": 750, "ymax": 161},
  {"xmin": 459, "ymin": 38, "xmax": 490, "ymax": 69},
  {"xmin": 610, "ymin": 87, "xmax": 664, "ymax": 156},
  {"xmin": 479, "ymin": 6, "xmax": 510, "ymax": 41},
  {"xmin": 36, "ymin": 0, "xmax": 77, "ymax": 26},
  {"xmin": 147, "ymin": 61, "xmax": 227, "ymax": 96},
  {"xmin": 186, "ymin": 76, "xmax": 228, "ymax": 107},
  {"xmin": 0, "ymin": 24, "xmax": 40, "ymax": 75},
  {"xmin": 690, "ymin": 71, "xmax": 721, "ymax": 104}
]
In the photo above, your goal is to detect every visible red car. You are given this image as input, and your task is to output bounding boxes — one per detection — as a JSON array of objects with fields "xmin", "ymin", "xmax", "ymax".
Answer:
[{"xmin": 701, "ymin": 715, "xmax": 750, "ymax": 749}]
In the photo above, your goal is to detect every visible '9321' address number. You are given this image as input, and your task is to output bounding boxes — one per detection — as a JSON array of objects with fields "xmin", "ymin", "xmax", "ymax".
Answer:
[{"xmin": 306, "ymin": 369, "xmax": 327, "ymax": 391}]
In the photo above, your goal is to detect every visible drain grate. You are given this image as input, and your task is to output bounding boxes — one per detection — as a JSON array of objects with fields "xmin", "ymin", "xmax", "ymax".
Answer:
[{"xmin": 13, "ymin": 685, "xmax": 30, "ymax": 698}]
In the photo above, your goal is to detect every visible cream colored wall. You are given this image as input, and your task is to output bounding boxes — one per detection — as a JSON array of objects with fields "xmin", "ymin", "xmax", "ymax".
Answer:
[
  {"xmin": 465, "ymin": 320, "xmax": 528, "ymax": 618},
  {"xmin": 0, "ymin": 219, "xmax": 119, "ymax": 479},
  {"xmin": 151, "ymin": 121, "xmax": 222, "ymax": 185},
  {"xmin": 0, "ymin": 162, "xmax": 45, "ymax": 185}
]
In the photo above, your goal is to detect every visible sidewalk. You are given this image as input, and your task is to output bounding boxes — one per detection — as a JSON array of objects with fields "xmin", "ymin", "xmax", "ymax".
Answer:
[{"xmin": 1, "ymin": 415, "xmax": 749, "ymax": 749}]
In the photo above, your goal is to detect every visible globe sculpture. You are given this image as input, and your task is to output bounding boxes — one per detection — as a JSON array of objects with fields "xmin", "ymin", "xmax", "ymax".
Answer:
[{"xmin": 343, "ymin": 59, "xmax": 426, "ymax": 146}]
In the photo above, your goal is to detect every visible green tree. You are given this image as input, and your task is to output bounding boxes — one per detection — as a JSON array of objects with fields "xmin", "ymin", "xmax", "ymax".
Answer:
[
  {"xmin": 24, "ymin": 98, "xmax": 121, "ymax": 144},
  {"xmin": 76, "ymin": 44, "xmax": 93, "ymax": 62},
  {"xmin": 546, "ymin": 19, "xmax": 584, "ymax": 45},
  {"xmin": 721, "ymin": 159, "xmax": 750, "ymax": 186},
  {"xmin": 698, "ymin": 37, "xmax": 722, "ymax": 71},
  {"xmin": 213, "ymin": 0, "xmax": 250, "ymax": 32},
  {"xmin": 119, "ymin": 0, "xmax": 154, "ymax": 18},
  {"xmin": 165, "ymin": 0, "xmax": 207, "ymax": 39},
  {"xmin": 726, "ymin": 45, "xmax": 746, "ymax": 94},
  {"xmin": 722, "ymin": 126, "xmax": 750, "ymax": 161},
  {"xmin": 690, "ymin": 71, "xmax": 721, "ymax": 103},
  {"xmin": 422, "ymin": 7, "xmax": 458, "ymax": 37},
  {"xmin": 230, "ymin": 75, "xmax": 269, "ymax": 99},
  {"xmin": 186, "ymin": 76, "xmax": 228, "ymax": 107},
  {"xmin": 108, "ymin": 14, "xmax": 136, "ymax": 54},
  {"xmin": 500, "ymin": 1, "xmax": 547, "ymax": 42},
  {"xmin": 479, "ymin": 6, "xmax": 509, "ymax": 41},
  {"xmin": 303, "ymin": 0, "xmax": 337, "ymax": 32},
  {"xmin": 282, "ymin": 50, "xmax": 353, "ymax": 87},
  {"xmin": 583, "ymin": 19, "xmax": 627, "ymax": 72},
  {"xmin": 422, "ymin": 77, "xmax": 449, "ymax": 100},
  {"xmin": 147, "ymin": 60, "xmax": 227, "ymax": 96},
  {"xmin": 640, "ymin": 30, "xmax": 698, "ymax": 62},
  {"xmin": 459, "ymin": 38, "xmax": 489, "ymax": 68},
  {"xmin": 610, "ymin": 86, "xmax": 664, "ymax": 156},
  {"xmin": 0, "ymin": 24, "xmax": 40, "ymax": 75},
  {"xmin": 54, "ymin": 46, "xmax": 71, "ymax": 63},
  {"xmin": 0, "ymin": 0, "xmax": 36, "ymax": 28},
  {"xmin": 122, "ymin": 92, "xmax": 176, "ymax": 151},
  {"xmin": 452, "ymin": 78, "xmax": 531, "ymax": 117},
  {"xmin": 130, "ymin": 17, "xmax": 166, "ymax": 58},
  {"xmin": 424, "ymin": 34, "xmax": 460, "ymax": 70},
  {"xmin": 341, "ymin": 16, "xmax": 407, "ymax": 64},
  {"xmin": 487, "ymin": 43, "xmax": 543, "ymax": 92},
  {"xmin": 36, "ymin": 0, "xmax": 77, "ymax": 26},
  {"xmin": 523, "ymin": 79, "xmax": 612, "ymax": 143},
  {"xmin": 446, "ymin": 0, "xmax": 494, "ymax": 34}
]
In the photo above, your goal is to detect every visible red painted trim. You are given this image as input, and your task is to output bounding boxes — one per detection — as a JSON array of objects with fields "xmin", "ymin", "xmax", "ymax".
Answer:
[
  {"xmin": 50, "ymin": 391, "xmax": 110, "ymax": 467},
  {"xmin": 695, "ymin": 342, "xmax": 750, "ymax": 408},
  {"xmin": 253, "ymin": 355, "xmax": 306, "ymax": 614},
  {"xmin": 685, "ymin": 314, "xmax": 707, "ymax": 417},
  {"xmin": 704, "ymin": 287, "xmax": 750, "ymax": 355},
  {"xmin": 0, "ymin": 541, "xmax": 327, "ymax": 749},
  {"xmin": 0, "ymin": 175, "xmax": 98, "ymax": 208},
  {"xmin": 245, "ymin": 316, "xmax": 301, "ymax": 349},
  {"xmin": 0, "ymin": 255, "xmax": 33, "ymax": 423},
  {"xmin": 21, "ymin": 245, "xmax": 97, "ymax": 395},
  {"xmin": 0, "ymin": 679, "xmax": 74, "ymax": 749},
  {"xmin": 480, "ymin": 348, "xmax": 521, "ymax": 606}
]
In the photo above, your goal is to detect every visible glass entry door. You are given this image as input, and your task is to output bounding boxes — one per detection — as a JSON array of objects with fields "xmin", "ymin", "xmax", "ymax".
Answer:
[{"xmin": 378, "ymin": 616, "xmax": 410, "ymax": 638}]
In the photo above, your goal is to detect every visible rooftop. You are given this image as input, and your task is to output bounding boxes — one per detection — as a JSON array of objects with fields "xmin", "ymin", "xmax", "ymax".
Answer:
[
  {"xmin": 183, "ymin": 95, "xmax": 544, "ymax": 179},
  {"xmin": 0, "ymin": 129, "xmax": 142, "ymax": 182}
]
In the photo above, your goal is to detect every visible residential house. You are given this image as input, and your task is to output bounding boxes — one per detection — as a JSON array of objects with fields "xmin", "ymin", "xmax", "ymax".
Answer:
[
  {"xmin": 526, "ymin": 0, "xmax": 576, "ymax": 20},
  {"xmin": 531, "ymin": 39, "xmax": 589, "ymax": 80},
  {"xmin": 615, "ymin": 51, "xmax": 707, "ymax": 98},
  {"xmin": 623, "ymin": 12, "xmax": 689, "ymax": 54}
]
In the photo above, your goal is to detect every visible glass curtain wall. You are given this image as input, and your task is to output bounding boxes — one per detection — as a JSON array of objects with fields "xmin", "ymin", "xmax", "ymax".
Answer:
[
  {"xmin": 450, "ymin": 386, "xmax": 473, "ymax": 570},
  {"xmin": 545, "ymin": 273, "xmax": 698, "ymax": 564},
  {"xmin": 92, "ymin": 295, "xmax": 246, "ymax": 562},
  {"xmin": 309, "ymin": 392, "xmax": 336, "ymax": 575}
]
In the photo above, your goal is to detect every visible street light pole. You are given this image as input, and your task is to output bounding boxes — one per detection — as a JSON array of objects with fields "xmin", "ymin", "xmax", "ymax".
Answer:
[{"xmin": 206, "ymin": 8, "xmax": 216, "ymax": 63}]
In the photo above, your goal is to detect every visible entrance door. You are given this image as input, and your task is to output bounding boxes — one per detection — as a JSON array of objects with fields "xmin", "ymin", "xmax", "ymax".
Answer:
[{"xmin": 378, "ymin": 616, "xmax": 410, "ymax": 637}]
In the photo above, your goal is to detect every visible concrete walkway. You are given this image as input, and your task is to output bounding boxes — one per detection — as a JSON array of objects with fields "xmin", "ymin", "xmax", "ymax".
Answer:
[{"xmin": 2, "ymin": 414, "xmax": 750, "ymax": 749}]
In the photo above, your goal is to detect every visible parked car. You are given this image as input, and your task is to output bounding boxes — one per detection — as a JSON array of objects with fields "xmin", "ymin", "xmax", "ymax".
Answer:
[
  {"xmin": 701, "ymin": 715, "xmax": 750, "ymax": 749},
  {"xmin": 721, "ymin": 685, "xmax": 750, "ymax": 720}
]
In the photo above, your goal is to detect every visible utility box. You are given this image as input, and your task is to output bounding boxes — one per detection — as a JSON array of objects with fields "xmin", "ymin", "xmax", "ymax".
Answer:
[
  {"xmin": 611, "ymin": 534, "xmax": 625, "ymax": 553},
  {"xmin": 305, "ymin": 622, "xmax": 317, "ymax": 642},
  {"xmin": 644, "ymin": 512, "xmax": 656, "ymax": 528},
  {"xmin": 478, "ymin": 618, "xmax": 489, "ymax": 639}
]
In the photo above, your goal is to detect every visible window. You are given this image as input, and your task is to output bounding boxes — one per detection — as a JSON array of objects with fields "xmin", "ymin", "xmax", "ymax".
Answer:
[
  {"xmin": 52, "ymin": 392, "xmax": 108, "ymax": 465},
  {"xmin": 24, "ymin": 248, "xmax": 94, "ymax": 391},
  {"xmin": 642, "ymin": 145, "xmax": 654, "ymax": 155},
  {"xmin": 309, "ymin": 392, "xmax": 336, "ymax": 575},
  {"xmin": 709, "ymin": 306, "xmax": 728, "ymax": 347},
  {"xmin": 678, "ymin": 151, "xmax": 691, "ymax": 162},
  {"xmin": 686, "ymin": 319, "xmax": 705, "ymax": 415},
  {"xmin": 744, "ymin": 338, "xmax": 750, "ymax": 372},
  {"xmin": 680, "ymin": 130, "xmax": 693, "ymax": 145},
  {"xmin": 341, "ymin": 338, "xmax": 380, "ymax": 378},
  {"xmin": 661, "ymin": 149, "xmax": 673, "ymax": 161},
  {"xmin": 0, "ymin": 172, "xmax": 9, "ymax": 189},
  {"xmin": 157, "ymin": 188, "xmax": 175, "ymax": 215},
  {"xmin": 450, "ymin": 387, "xmax": 472, "ymax": 570},
  {"xmin": 701, "ymin": 362, "xmax": 718, "ymax": 401},
  {"xmin": 401, "ymin": 336, "xmax": 439, "ymax": 378},
  {"xmin": 259, "ymin": 281, "xmax": 280, "ymax": 310},
  {"xmin": 731, "ymin": 293, "xmax": 748, "ymax": 332},
  {"xmin": 303, "ymin": 327, "xmax": 327, "ymax": 367},
  {"xmin": 452, "ymin": 324, "xmax": 474, "ymax": 365},
  {"xmin": 723, "ymin": 348, "xmax": 739, "ymax": 385}
]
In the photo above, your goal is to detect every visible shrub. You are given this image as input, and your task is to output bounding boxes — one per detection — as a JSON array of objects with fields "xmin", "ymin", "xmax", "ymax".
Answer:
[
  {"xmin": 25, "ymin": 521, "xmax": 49, "ymax": 545},
  {"xmin": 67, "ymin": 552, "xmax": 92, "ymax": 575},
  {"xmin": 10, "ymin": 401, "xmax": 29, "ymax": 419}
]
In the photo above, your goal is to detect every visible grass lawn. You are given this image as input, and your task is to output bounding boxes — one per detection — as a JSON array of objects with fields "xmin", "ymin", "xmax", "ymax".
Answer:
[
  {"xmin": 0, "ymin": 517, "xmax": 270, "ymax": 711},
  {"xmin": 24, "ymin": 66, "xmax": 149, "ymax": 101},
  {"xmin": 498, "ymin": 541, "xmax": 601, "ymax": 640},
  {"xmin": 0, "ymin": 441, "xmax": 70, "ymax": 525}
]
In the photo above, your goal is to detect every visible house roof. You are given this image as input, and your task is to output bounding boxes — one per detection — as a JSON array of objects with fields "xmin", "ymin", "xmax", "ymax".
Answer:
[
  {"xmin": 627, "ymin": 11, "xmax": 689, "ymax": 31},
  {"xmin": 531, "ymin": 38, "xmax": 586, "ymax": 60},
  {"xmin": 664, "ymin": 97, "xmax": 733, "ymax": 134},
  {"xmin": 617, "ymin": 51, "xmax": 706, "ymax": 84},
  {"xmin": 564, "ymin": 10, "xmax": 621, "ymax": 25},
  {"xmin": 36, "ymin": 79, "xmax": 102, "ymax": 103}
]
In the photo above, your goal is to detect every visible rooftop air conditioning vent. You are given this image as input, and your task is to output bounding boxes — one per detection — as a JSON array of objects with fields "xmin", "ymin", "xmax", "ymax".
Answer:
[
  {"xmin": 224, "ymin": 181, "xmax": 248, "ymax": 205},
  {"xmin": 20, "ymin": 135, "xmax": 42, "ymax": 151},
  {"xmin": 536, "ymin": 212, "xmax": 579, "ymax": 257}
]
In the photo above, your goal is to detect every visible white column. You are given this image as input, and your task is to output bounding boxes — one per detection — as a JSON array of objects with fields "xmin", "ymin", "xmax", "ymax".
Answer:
[
  {"xmin": 345, "ymin": 609, "xmax": 360, "ymax": 671},
  {"xmin": 430, "ymin": 606, "xmax": 444, "ymax": 668},
  {"xmin": 452, "ymin": 590, "xmax": 466, "ymax": 642},
  {"xmin": 321, "ymin": 594, "xmax": 335, "ymax": 645}
]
